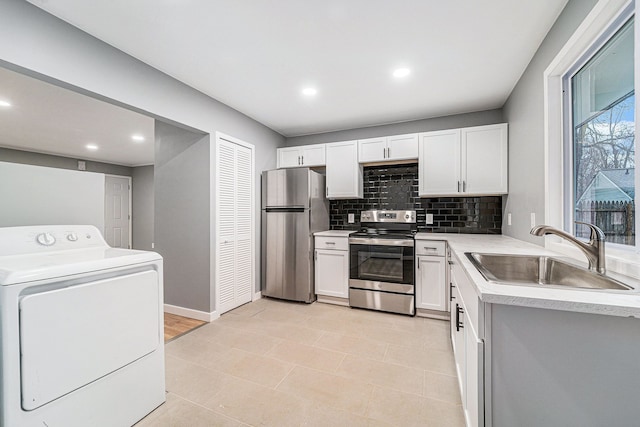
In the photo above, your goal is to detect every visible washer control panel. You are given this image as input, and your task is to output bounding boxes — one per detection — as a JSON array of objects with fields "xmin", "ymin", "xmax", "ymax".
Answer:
[{"xmin": 0, "ymin": 225, "xmax": 107, "ymax": 256}]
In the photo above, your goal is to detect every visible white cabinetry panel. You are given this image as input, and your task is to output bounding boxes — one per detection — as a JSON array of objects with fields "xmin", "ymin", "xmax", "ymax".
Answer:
[
  {"xmin": 419, "ymin": 123, "xmax": 507, "ymax": 197},
  {"xmin": 358, "ymin": 134, "xmax": 418, "ymax": 163},
  {"xmin": 416, "ymin": 255, "xmax": 447, "ymax": 311},
  {"xmin": 277, "ymin": 145, "xmax": 326, "ymax": 168},
  {"xmin": 315, "ymin": 248, "xmax": 349, "ymax": 299},
  {"xmin": 326, "ymin": 140, "xmax": 363, "ymax": 199}
]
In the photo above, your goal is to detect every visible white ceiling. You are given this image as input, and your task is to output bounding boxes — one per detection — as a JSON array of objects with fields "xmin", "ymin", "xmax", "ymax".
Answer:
[
  {"xmin": 27, "ymin": 0, "xmax": 569, "ymax": 137},
  {"xmin": 0, "ymin": 67, "xmax": 154, "ymax": 166}
]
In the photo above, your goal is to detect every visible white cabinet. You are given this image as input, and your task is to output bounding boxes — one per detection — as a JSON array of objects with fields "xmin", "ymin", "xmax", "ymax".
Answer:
[
  {"xmin": 315, "ymin": 236, "xmax": 349, "ymax": 302},
  {"xmin": 358, "ymin": 133, "xmax": 418, "ymax": 163},
  {"xmin": 415, "ymin": 240, "xmax": 448, "ymax": 314},
  {"xmin": 450, "ymin": 252, "xmax": 484, "ymax": 427},
  {"xmin": 277, "ymin": 144, "xmax": 326, "ymax": 168},
  {"xmin": 326, "ymin": 140, "xmax": 363, "ymax": 199},
  {"xmin": 419, "ymin": 123, "xmax": 507, "ymax": 197}
]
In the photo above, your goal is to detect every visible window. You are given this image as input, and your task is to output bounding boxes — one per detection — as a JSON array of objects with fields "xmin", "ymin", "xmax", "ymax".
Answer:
[{"xmin": 567, "ymin": 16, "xmax": 635, "ymax": 246}]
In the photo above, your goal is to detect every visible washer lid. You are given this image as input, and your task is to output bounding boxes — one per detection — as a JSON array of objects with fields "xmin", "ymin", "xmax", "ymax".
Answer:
[{"xmin": 0, "ymin": 247, "xmax": 161, "ymax": 286}]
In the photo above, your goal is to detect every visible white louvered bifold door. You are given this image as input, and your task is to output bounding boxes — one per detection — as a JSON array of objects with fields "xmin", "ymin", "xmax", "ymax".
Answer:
[{"xmin": 217, "ymin": 138, "xmax": 254, "ymax": 314}]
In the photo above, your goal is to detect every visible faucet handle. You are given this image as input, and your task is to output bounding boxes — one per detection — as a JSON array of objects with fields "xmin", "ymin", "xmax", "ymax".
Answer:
[{"xmin": 575, "ymin": 222, "xmax": 605, "ymax": 242}]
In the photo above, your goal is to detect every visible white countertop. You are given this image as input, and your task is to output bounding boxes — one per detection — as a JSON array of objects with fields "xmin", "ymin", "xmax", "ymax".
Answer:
[
  {"xmin": 415, "ymin": 233, "xmax": 640, "ymax": 318},
  {"xmin": 314, "ymin": 230, "xmax": 355, "ymax": 237}
]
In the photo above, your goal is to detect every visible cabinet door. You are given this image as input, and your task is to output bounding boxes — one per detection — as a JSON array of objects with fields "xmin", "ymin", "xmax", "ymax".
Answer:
[
  {"xmin": 462, "ymin": 123, "xmax": 508, "ymax": 195},
  {"xmin": 418, "ymin": 129, "xmax": 461, "ymax": 196},
  {"xmin": 326, "ymin": 140, "xmax": 363, "ymax": 199},
  {"xmin": 464, "ymin": 314, "xmax": 484, "ymax": 427},
  {"xmin": 315, "ymin": 249, "xmax": 349, "ymax": 298},
  {"xmin": 416, "ymin": 256, "xmax": 446, "ymax": 311},
  {"xmin": 451, "ymin": 275, "xmax": 466, "ymax": 408},
  {"xmin": 358, "ymin": 137, "xmax": 387, "ymax": 163},
  {"xmin": 387, "ymin": 133, "xmax": 418, "ymax": 161},
  {"xmin": 301, "ymin": 144, "xmax": 326, "ymax": 167},
  {"xmin": 277, "ymin": 147, "xmax": 302, "ymax": 168}
]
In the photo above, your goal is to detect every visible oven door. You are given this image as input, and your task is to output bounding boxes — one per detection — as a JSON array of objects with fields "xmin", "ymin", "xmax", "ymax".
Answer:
[{"xmin": 349, "ymin": 240, "xmax": 414, "ymax": 286}]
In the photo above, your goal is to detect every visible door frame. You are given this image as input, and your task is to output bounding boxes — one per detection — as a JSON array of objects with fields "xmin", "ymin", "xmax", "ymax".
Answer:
[
  {"xmin": 214, "ymin": 132, "xmax": 256, "ymax": 316},
  {"xmin": 104, "ymin": 174, "xmax": 132, "ymax": 249}
]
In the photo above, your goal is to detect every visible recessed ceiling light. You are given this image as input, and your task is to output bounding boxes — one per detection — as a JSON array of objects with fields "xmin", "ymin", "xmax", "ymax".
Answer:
[
  {"xmin": 393, "ymin": 68, "xmax": 411, "ymax": 78},
  {"xmin": 0, "ymin": 100, "xmax": 11, "ymax": 108},
  {"xmin": 302, "ymin": 87, "xmax": 318, "ymax": 96},
  {"xmin": 86, "ymin": 144, "xmax": 99, "ymax": 151},
  {"xmin": 131, "ymin": 134, "xmax": 145, "ymax": 142}
]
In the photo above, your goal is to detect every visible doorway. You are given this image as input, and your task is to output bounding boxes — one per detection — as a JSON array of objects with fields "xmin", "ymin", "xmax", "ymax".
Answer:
[{"xmin": 104, "ymin": 175, "xmax": 132, "ymax": 248}]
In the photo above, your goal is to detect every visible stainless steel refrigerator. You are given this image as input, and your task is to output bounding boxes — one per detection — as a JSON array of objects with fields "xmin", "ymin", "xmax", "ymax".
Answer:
[{"xmin": 261, "ymin": 168, "xmax": 329, "ymax": 303}]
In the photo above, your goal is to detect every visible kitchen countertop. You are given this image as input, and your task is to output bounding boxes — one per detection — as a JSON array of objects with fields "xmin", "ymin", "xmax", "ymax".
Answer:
[
  {"xmin": 415, "ymin": 233, "xmax": 640, "ymax": 318},
  {"xmin": 314, "ymin": 230, "xmax": 355, "ymax": 237}
]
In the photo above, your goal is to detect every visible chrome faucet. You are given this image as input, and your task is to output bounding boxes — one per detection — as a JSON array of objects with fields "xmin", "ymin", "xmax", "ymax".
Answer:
[{"xmin": 530, "ymin": 222, "xmax": 606, "ymax": 274}]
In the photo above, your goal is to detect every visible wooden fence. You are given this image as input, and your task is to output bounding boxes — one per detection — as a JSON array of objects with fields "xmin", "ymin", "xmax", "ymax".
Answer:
[{"xmin": 575, "ymin": 200, "xmax": 634, "ymax": 245}]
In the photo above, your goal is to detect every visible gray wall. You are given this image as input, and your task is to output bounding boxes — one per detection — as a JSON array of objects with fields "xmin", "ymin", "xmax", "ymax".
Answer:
[
  {"xmin": 502, "ymin": 0, "xmax": 599, "ymax": 243},
  {"xmin": 285, "ymin": 109, "xmax": 504, "ymax": 145},
  {"xmin": 0, "ymin": 0, "xmax": 285, "ymax": 312},
  {"xmin": 132, "ymin": 165, "xmax": 154, "ymax": 251},
  {"xmin": 0, "ymin": 146, "xmax": 132, "ymax": 176},
  {"xmin": 155, "ymin": 122, "xmax": 212, "ymax": 313}
]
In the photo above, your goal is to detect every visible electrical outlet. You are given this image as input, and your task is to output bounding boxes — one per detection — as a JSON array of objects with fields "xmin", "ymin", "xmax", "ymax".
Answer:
[
  {"xmin": 425, "ymin": 213, "xmax": 434, "ymax": 225},
  {"xmin": 151, "ymin": 243, "xmax": 155, "ymax": 249},
  {"xmin": 77, "ymin": 160, "xmax": 86, "ymax": 171},
  {"xmin": 348, "ymin": 213, "xmax": 355, "ymax": 223},
  {"xmin": 507, "ymin": 213, "xmax": 512, "ymax": 226},
  {"xmin": 530, "ymin": 212, "xmax": 536, "ymax": 228}
]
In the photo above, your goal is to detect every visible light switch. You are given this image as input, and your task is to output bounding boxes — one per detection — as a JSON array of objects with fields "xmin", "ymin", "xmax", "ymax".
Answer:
[
  {"xmin": 78, "ymin": 160, "xmax": 86, "ymax": 171},
  {"xmin": 425, "ymin": 213, "xmax": 434, "ymax": 225},
  {"xmin": 507, "ymin": 213, "xmax": 512, "ymax": 226},
  {"xmin": 348, "ymin": 213, "xmax": 355, "ymax": 223}
]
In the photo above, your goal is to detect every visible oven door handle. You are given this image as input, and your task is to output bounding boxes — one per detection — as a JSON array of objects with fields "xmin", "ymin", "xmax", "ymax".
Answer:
[{"xmin": 348, "ymin": 237, "xmax": 414, "ymax": 247}]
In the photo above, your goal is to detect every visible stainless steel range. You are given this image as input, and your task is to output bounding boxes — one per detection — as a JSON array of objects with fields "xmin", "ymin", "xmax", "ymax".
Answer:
[{"xmin": 348, "ymin": 210, "xmax": 416, "ymax": 316}]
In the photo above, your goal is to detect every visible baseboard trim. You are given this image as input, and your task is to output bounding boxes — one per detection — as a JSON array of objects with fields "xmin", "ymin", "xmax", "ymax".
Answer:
[
  {"xmin": 253, "ymin": 291, "xmax": 262, "ymax": 301},
  {"xmin": 164, "ymin": 304, "xmax": 219, "ymax": 323},
  {"xmin": 416, "ymin": 307, "xmax": 449, "ymax": 321},
  {"xmin": 317, "ymin": 295, "xmax": 350, "ymax": 307}
]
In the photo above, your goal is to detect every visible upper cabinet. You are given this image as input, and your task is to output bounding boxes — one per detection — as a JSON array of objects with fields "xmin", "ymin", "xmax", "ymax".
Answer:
[
  {"xmin": 419, "ymin": 123, "xmax": 508, "ymax": 197},
  {"xmin": 358, "ymin": 133, "xmax": 418, "ymax": 163},
  {"xmin": 277, "ymin": 144, "xmax": 326, "ymax": 168},
  {"xmin": 326, "ymin": 140, "xmax": 363, "ymax": 199}
]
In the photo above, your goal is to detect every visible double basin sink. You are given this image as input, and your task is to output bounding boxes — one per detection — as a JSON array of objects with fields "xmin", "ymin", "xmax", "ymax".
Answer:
[{"xmin": 466, "ymin": 252, "xmax": 633, "ymax": 291}]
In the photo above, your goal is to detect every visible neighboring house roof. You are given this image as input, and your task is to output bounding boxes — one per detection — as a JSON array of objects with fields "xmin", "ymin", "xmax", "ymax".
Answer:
[{"xmin": 577, "ymin": 168, "xmax": 635, "ymax": 204}]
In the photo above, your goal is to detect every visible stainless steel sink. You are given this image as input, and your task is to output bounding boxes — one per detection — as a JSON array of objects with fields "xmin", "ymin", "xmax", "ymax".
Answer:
[{"xmin": 465, "ymin": 252, "xmax": 633, "ymax": 291}]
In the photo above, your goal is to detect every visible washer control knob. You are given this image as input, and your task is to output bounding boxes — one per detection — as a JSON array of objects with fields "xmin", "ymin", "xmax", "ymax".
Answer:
[
  {"xmin": 36, "ymin": 233, "xmax": 56, "ymax": 246},
  {"xmin": 67, "ymin": 233, "xmax": 78, "ymax": 242}
]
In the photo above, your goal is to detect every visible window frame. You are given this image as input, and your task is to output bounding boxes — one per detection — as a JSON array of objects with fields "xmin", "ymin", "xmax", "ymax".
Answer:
[{"xmin": 561, "ymin": 4, "xmax": 636, "ymax": 250}]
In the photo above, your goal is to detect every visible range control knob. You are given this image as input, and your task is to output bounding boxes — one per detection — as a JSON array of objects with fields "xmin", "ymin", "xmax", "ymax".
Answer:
[
  {"xmin": 36, "ymin": 233, "xmax": 56, "ymax": 246},
  {"xmin": 67, "ymin": 233, "xmax": 78, "ymax": 242},
  {"xmin": 405, "ymin": 214, "xmax": 410, "ymax": 219}
]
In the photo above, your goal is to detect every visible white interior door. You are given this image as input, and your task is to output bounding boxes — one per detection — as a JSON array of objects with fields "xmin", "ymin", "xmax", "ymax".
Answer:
[
  {"xmin": 104, "ymin": 175, "xmax": 131, "ymax": 248},
  {"xmin": 217, "ymin": 134, "xmax": 254, "ymax": 314}
]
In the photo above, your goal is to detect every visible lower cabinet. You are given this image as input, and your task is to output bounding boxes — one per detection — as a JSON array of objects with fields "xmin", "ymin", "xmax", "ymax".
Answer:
[
  {"xmin": 415, "ymin": 239, "xmax": 448, "ymax": 318},
  {"xmin": 450, "ymin": 252, "xmax": 484, "ymax": 427},
  {"xmin": 315, "ymin": 236, "xmax": 349, "ymax": 304}
]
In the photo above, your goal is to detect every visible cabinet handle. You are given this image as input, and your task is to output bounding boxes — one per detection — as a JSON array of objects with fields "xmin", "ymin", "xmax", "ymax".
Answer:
[
  {"xmin": 387, "ymin": 147, "xmax": 390, "ymax": 158},
  {"xmin": 456, "ymin": 304, "xmax": 464, "ymax": 331},
  {"xmin": 302, "ymin": 155, "xmax": 304, "ymax": 165},
  {"xmin": 325, "ymin": 241, "xmax": 336, "ymax": 245},
  {"xmin": 450, "ymin": 281, "xmax": 455, "ymax": 301},
  {"xmin": 314, "ymin": 250, "xmax": 317, "ymax": 261},
  {"xmin": 457, "ymin": 181, "xmax": 461, "ymax": 192},
  {"xmin": 423, "ymin": 247, "xmax": 438, "ymax": 251},
  {"xmin": 463, "ymin": 181, "xmax": 466, "ymax": 192}
]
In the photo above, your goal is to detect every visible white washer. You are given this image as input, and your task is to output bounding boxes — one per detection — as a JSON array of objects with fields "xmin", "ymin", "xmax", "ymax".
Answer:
[{"xmin": 0, "ymin": 225, "xmax": 165, "ymax": 427}]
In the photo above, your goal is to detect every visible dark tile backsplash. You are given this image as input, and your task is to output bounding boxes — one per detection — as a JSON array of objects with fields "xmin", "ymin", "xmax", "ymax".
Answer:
[{"xmin": 330, "ymin": 164, "xmax": 502, "ymax": 234}]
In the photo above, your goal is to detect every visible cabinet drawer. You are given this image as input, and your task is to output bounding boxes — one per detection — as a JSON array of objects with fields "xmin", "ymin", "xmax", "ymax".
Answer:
[
  {"xmin": 315, "ymin": 236, "xmax": 348, "ymax": 251},
  {"xmin": 415, "ymin": 240, "xmax": 446, "ymax": 256}
]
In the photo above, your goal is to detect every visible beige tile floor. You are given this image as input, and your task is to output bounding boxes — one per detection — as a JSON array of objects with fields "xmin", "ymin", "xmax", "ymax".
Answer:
[{"xmin": 137, "ymin": 298, "xmax": 464, "ymax": 427}]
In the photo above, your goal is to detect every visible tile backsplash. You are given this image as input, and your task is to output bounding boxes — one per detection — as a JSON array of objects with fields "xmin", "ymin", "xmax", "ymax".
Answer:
[{"xmin": 330, "ymin": 163, "xmax": 502, "ymax": 234}]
